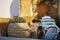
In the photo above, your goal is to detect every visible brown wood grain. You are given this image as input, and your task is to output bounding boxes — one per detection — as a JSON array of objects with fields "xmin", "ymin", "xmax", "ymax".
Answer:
[{"xmin": 0, "ymin": 18, "xmax": 11, "ymax": 36}]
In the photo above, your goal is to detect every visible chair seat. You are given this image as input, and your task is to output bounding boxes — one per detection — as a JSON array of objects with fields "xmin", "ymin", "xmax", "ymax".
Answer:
[{"xmin": 43, "ymin": 33, "xmax": 57, "ymax": 40}]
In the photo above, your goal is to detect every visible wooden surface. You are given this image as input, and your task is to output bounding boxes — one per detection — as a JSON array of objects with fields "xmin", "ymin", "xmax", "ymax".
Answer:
[
  {"xmin": 1, "ymin": 23, "xmax": 8, "ymax": 36},
  {"xmin": 0, "ymin": 18, "xmax": 11, "ymax": 36},
  {"xmin": 0, "ymin": 36, "xmax": 40, "ymax": 40}
]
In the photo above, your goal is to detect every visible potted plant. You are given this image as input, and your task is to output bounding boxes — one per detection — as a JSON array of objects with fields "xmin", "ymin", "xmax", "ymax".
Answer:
[{"xmin": 8, "ymin": 16, "xmax": 31, "ymax": 38}]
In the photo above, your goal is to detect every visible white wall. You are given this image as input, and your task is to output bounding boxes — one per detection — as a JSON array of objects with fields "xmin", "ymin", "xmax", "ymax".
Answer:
[{"xmin": 0, "ymin": 0, "xmax": 19, "ymax": 18}]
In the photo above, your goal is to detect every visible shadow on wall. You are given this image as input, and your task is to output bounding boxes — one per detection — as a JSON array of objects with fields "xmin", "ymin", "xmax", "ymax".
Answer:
[{"xmin": 10, "ymin": 0, "xmax": 19, "ymax": 18}]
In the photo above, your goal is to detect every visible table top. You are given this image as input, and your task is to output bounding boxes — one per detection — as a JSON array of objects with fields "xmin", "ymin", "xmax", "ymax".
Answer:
[{"xmin": 0, "ymin": 36, "xmax": 40, "ymax": 40}]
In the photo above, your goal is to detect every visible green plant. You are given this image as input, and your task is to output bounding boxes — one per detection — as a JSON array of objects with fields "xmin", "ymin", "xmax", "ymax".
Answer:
[{"xmin": 12, "ymin": 16, "xmax": 26, "ymax": 23}]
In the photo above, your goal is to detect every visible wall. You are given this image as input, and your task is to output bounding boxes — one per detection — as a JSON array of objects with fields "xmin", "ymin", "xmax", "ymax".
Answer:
[
  {"xmin": 37, "ymin": 0, "xmax": 58, "ymax": 19},
  {"xmin": 0, "ymin": 0, "xmax": 19, "ymax": 18},
  {"xmin": 20, "ymin": 0, "xmax": 37, "ymax": 24},
  {"xmin": 21, "ymin": 0, "xmax": 31, "ymax": 17},
  {"xmin": 20, "ymin": 0, "xmax": 37, "ymax": 17},
  {"xmin": 58, "ymin": 0, "xmax": 60, "ymax": 16}
]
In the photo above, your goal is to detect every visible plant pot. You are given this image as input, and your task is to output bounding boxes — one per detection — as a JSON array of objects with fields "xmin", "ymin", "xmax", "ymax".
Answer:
[{"xmin": 8, "ymin": 23, "xmax": 30, "ymax": 38}]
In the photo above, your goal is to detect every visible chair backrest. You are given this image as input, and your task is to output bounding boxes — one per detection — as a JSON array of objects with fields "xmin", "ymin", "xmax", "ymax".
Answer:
[
  {"xmin": 47, "ymin": 27, "xmax": 57, "ymax": 33},
  {"xmin": 43, "ymin": 27, "xmax": 57, "ymax": 40}
]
